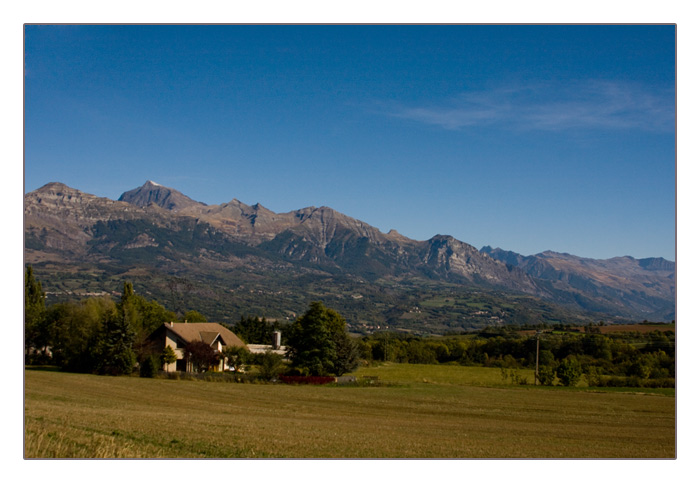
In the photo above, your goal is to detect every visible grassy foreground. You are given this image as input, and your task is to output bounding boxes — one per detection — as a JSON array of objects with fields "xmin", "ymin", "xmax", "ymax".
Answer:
[{"xmin": 24, "ymin": 365, "xmax": 675, "ymax": 458}]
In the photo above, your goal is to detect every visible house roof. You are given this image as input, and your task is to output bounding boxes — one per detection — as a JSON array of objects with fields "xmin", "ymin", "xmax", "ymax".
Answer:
[
  {"xmin": 163, "ymin": 322, "xmax": 246, "ymax": 349},
  {"xmin": 199, "ymin": 331, "xmax": 221, "ymax": 346}
]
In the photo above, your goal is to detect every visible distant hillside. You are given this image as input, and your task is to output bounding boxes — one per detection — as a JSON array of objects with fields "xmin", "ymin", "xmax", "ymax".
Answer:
[
  {"xmin": 480, "ymin": 246, "xmax": 675, "ymax": 321},
  {"xmin": 24, "ymin": 181, "xmax": 675, "ymax": 330}
]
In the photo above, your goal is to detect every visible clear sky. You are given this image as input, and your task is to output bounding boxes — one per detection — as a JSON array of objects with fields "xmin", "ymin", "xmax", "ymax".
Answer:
[{"xmin": 24, "ymin": 24, "xmax": 676, "ymax": 261}]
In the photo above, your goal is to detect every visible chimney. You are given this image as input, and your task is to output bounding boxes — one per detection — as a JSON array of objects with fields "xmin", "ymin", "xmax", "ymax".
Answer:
[
  {"xmin": 169, "ymin": 321, "xmax": 173, "ymax": 327},
  {"xmin": 272, "ymin": 331, "xmax": 282, "ymax": 350}
]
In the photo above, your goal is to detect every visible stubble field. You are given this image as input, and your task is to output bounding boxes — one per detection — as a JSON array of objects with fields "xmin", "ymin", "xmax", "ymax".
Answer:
[{"xmin": 24, "ymin": 366, "xmax": 675, "ymax": 459}]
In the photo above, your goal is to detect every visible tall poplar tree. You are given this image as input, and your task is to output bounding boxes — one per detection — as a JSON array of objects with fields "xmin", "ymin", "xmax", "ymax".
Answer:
[
  {"xmin": 24, "ymin": 265, "xmax": 48, "ymax": 359},
  {"xmin": 25, "ymin": 265, "xmax": 45, "ymax": 325}
]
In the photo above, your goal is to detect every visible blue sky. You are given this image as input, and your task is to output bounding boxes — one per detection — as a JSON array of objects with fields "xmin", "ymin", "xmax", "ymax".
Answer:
[{"xmin": 24, "ymin": 25, "xmax": 676, "ymax": 260}]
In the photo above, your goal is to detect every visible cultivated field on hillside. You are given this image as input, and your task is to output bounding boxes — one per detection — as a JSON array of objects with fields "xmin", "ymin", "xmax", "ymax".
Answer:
[
  {"xmin": 596, "ymin": 323, "xmax": 676, "ymax": 334},
  {"xmin": 24, "ymin": 366, "xmax": 675, "ymax": 458}
]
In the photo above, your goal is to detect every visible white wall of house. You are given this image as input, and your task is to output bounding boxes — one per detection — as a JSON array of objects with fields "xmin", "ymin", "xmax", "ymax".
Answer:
[{"xmin": 163, "ymin": 332, "xmax": 185, "ymax": 372}]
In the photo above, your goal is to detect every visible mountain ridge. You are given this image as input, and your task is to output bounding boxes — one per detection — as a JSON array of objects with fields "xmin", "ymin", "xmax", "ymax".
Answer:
[{"xmin": 24, "ymin": 181, "xmax": 675, "ymax": 325}]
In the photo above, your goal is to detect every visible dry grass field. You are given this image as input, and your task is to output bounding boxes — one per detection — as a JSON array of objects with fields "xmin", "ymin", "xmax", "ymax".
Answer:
[{"xmin": 24, "ymin": 366, "xmax": 675, "ymax": 459}]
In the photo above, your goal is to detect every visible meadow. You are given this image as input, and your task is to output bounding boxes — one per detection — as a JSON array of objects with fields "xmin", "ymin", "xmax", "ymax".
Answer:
[{"xmin": 24, "ymin": 365, "xmax": 675, "ymax": 459}]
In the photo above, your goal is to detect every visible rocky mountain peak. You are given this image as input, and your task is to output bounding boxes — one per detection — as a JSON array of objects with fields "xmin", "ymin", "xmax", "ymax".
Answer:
[
  {"xmin": 118, "ymin": 181, "xmax": 207, "ymax": 212},
  {"xmin": 31, "ymin": 182, "xmax": 88, "ymax": 198}
]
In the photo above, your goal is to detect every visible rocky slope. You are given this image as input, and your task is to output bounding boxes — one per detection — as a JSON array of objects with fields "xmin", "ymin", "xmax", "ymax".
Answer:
[{"xmin": 24, "ymin": 181, "xmax": 675, "ymax": 323}]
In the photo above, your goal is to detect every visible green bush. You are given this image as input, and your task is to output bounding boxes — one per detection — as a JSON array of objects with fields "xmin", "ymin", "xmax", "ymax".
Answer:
[
  {"xmin": 556, "ymin": 357, "xmax": 582, "ymax": 386},
  {"xmin": 139, "ymin": 355, "xmax": 158, "ymax": 378},
  {"xmin": 536, "ymin": 365, "xmax": 556, "ymax": 386},
  {"xmin": 258, "ymin": 350, "xmax": 284, "ymax": 381}
]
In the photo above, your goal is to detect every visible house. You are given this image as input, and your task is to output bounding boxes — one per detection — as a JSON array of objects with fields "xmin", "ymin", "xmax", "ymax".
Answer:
[{"xmin": 147, "ymin": 322, "xmax": 247, "ymax": 372}]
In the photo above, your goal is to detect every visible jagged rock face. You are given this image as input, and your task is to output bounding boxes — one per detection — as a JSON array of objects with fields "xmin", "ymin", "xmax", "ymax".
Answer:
[
  {"xmin": 25, "ymin": 182, "xmax": 154, "ymax": 256},
  {"xmin": 24, "ymin": 181, "xmax": 675, "ymax": 320},
  {"xmin": 639, "ymin": 257, "xmax": 676, "ymax": 272},
  {"xmin": 420, "ymin": 236, "xmax": 538, "ymax": 291},
  {"xmin": 480, "ymin": 246, "xmax": 526, "ymax": 267}
]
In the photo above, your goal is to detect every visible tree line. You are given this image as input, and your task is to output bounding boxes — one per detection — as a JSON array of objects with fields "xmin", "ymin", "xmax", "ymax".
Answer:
[
  {"xmin": 24, "ymin": 266, "xmax": 360, "ymax": 378},
  {"xmin": 25, "ymin": 266, "xmax": 674, "ymax": 387},
  {"xmin": 355, "ymin": 326, "xmax": 675, "ymax": 387},
  {"xmin": 25, "ymin": 265, "xmax": 178, "ymax": 374}
]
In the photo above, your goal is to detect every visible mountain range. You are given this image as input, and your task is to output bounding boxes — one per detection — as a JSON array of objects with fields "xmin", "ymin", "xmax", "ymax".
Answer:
[{"xmin": 24, "ymin": 181, "xmax": 675, "ymax": 331}]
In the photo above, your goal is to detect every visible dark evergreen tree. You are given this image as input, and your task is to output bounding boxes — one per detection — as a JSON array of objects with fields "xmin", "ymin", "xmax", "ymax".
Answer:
[
  {"xmin": 139, "ymin": 355, "xmax": 158, "ymax": 378},
  {"xmin": 93, "ymin": 305, "xmax": 136, "ymax": 376},
  {"xmin": 118, "ymin": 281, "xmax": 177, "ymax": 363},
  {"xmin": 233, "ymin": 316, "xmax": 279, "ymax": 344}
]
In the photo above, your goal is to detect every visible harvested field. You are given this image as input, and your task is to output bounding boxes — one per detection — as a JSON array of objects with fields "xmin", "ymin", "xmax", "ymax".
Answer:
[{"xmin": 24, "ymin": 367, "xmax": 675, "ymax": 459}]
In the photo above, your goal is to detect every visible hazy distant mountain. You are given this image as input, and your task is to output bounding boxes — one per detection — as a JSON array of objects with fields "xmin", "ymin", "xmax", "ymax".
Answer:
[
  {"xmin": 480, "ymin": 246, "xmax": 675, "ymax": 321},
  {"xmin": 24, "ymin": 181, "xmax": 675, "ymax": 326}
]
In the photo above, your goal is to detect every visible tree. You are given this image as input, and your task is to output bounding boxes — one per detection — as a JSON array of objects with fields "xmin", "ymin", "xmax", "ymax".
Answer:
[
  {"xmin": 182, "ymin": 310, "xmax": 207, "ymax": 323},
  {"xmin": 257, "ymin": 350, "xmax": 283, "ymax": 381},
  {"xmin": 556, "ymin": 356, "xmax": 582, "ymax": 386},
  {"xmin": 332, "ymin": 330, "xmax": 360, "ymax": 376},
  {"xmin": 93, "ymin": 306, "xmax": 136, "ymax": 376},
  {"xmin": 49, "ymin": 297, "xmax": 112, "ymax": 372},
  {"xmin": 117, "ymin": 281, "xmax": 177, "ymax": 364},
  {"xmin": 536, "ymin": 365, "xmax": 556, "ymax": 386},
  {"xmin": 119, "ymin": 281, "xmax": 143, "ymax": 340},
  {"xmin": 222, "ymin": 345, "xmax": 249, "ymax": 372},
  {"xmin": 25, "ymin": 265, "xmax": 48, "ymax": 360},
  {"xmin": 286, "ymin": 301, "xmax": 358, "ymax": 376},
  {"xmin": 183, "ymin": 340, "xmax": 218, "ymax": 373},
  {"xmin": 538, "ymin": 349, "xmax": 555, "ymax": 367},
  {"xmin": 160, "ymin": 345, "xmax": 177, "ymax": 371},
  {"xmin": 139, "ymin": 355, "xmax": 158, "ymax": 378},
  {"xmin": 234, "ymin": 316, "xmax": 274, "ymax": 344},
  {"xmin": 25, "ymin": 265, "xmax": 45, "ymax": 324}
]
